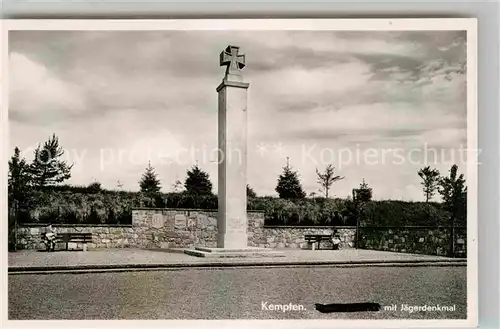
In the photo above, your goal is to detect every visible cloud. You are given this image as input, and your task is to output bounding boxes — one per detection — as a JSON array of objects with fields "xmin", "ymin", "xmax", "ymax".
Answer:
[
  {"xmin": 8, "ymin": 30, "xmax": 468, "ymax": 200},
  {"xmin": 9, "ymin": 52, "xmax": 86, "ymax": 121}
]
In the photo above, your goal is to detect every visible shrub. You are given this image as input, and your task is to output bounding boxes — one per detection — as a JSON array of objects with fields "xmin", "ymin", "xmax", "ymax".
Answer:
[
  {"xmin": 262, "ymin": 198, "xmax": 347, "ymax": 226},
  {"xmin": 362, "ymin": 201, "xmax": 453, "ymax": 226},
  {"xmin": 18, "ymin": 189, "xmax": 136, "ymax": 225},
  {"xmin": 13, "ymin": 188, "xmax": 458, "ymax": 228},
  {"xmin": 164, "ymin": 192, "xmax": 218, "ymax": 209},
  {"xmin": 87, "ymin": 182, "xmax": 102, "ymax": 193}
]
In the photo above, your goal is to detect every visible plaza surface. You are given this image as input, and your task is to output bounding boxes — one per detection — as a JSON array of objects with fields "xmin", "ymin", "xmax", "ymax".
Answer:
[
  {"xmin": 8, "ymin": 248, "xmax": 465, "ymax": 273},
  {"xmin": 8, "ymin": 249, "xmax": 467, "ymax": 320},
  {"xmin": 9, "ymin": 266, "xmax": 466, "ymax": 320}
]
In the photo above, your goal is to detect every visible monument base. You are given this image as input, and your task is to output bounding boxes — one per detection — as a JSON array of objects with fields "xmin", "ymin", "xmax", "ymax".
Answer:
[{"xmin": 184, "ymin": 246, "xmax": 285, "ymax": 258}]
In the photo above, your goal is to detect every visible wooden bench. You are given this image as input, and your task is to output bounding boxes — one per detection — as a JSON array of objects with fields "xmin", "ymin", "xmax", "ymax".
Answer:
[
  {"xmin": 305, "ymin": 234, "xmax": 341, "ymax": 250},
  {"xmin": 305, "ymin": 234, "xmax": 332, "ymax": 250},
  {"xmin": 40, "ymin": 232, "xmax": 92, "ymax": 251}
]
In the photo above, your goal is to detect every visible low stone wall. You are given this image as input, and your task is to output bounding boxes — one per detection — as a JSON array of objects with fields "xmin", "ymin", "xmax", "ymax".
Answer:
[
  {"xmin": 248, "ymin": 225, "xmax": 356, "ymax": 250},
  {"xmin": 16, "ymin": 224, "xmax": 136, "ymax": 250},
  {"xmin": 358, "ymin": 227, "xmax": 467, "ymax": 257},
  {"xmin": 15, "ymin": 209, "xmax": 466, "ymax": 257},
  {"xmin": 247, "ymin": 212, "xmax": 356, "ymax": 249},
  {"xmin": 16, "ymin": 208, "xmax": 356, "ymax": 250},
  {"xmin": 16, "ymin": 209, "xmax": 223, "ymax": 250}
]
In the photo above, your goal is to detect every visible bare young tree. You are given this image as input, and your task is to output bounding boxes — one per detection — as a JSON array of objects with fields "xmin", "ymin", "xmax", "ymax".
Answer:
[
  {"xmin": 316, "ymin": 164, "xmax": 344, "ymax": 198},
  {"xmin": 116, "ymin": 180, "xmax": 124, "ymax": 190}
]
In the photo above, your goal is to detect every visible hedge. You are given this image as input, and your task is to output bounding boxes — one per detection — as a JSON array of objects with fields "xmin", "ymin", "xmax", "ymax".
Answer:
[
  {"xmin": 9, "ymin": 188, "xmax": 462, "ymax": 227},
  {"xmin": 362, "ymin": 201, "xmax": 458, "ymax": 226}
]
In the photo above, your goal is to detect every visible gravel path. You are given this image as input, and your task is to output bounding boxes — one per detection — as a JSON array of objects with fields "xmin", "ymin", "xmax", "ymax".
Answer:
[
  {"xmin": 9, "ymin": 266, "xmax": 466, "ymax": 320},
  {"xmin": 8, "ymin": 248, "xmax": 462, "ymax": 269}
]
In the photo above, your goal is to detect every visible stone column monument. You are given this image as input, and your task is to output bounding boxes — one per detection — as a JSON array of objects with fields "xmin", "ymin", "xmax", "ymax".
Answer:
[
  {"xmin": 216, "ymin": 45, "xmax": 249, "ymax": 249},
  {"xmin": 185, "ymin": 46, "xmax": 282, "ymax": 258}
]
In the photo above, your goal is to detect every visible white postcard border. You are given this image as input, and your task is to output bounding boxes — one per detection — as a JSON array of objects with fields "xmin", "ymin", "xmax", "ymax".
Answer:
[{"xmin": 0, "ymin": 18, "xmax": 478, "ymax": 329}]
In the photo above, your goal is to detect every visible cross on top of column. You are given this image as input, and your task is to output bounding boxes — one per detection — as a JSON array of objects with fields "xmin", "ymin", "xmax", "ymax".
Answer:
[{"xmin": 220, "ymin": 45, "xmax": 246, "ymax": 79}]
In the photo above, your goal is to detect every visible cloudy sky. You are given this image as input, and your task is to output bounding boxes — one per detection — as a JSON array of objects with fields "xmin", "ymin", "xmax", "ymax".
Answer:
[{"xmin": 8, "ymin": 30, "xmax": 467, "ymax": 201}]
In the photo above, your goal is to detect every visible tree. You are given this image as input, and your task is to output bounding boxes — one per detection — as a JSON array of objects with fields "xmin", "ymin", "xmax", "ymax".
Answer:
[
  {"xmin": 343, "ymin": 197, "xmax": 363, "ymax": 226},
  {"xmin": 116, "ymin": 180, "xmax": 124, "ymax": 190},
  {"xmin": 316, "ymin": 164, "xmax": 344, "ymax": 198},
  {"xmin": 8, "ymin": 147, "xmax": 32, "ymax": 250},
  {"xmin": 184, "ymin": 165, "xmax": 213, "ymax": 195},
  {"xmin": 139, "ymin": 162, "xmax": 162, "ymax": 195},
  {"xmin": 353, "ymin": 178, "xmax": 373, "ymax": 202},
  {"xmin": 172, "ymin": 179, "xmax": 184, "ymax": 193},
  {"xmin": 347, "ymin": 180, "xmax": 372, "ymax": 232},
  {"xmin": 438, "ymin": 164, "xmax": 467, "ymax": 256},
  {"xmin": 8, "ymin": 147, "xmax": 32, "ymax": 203},
  {"xmin": 30, "ymin": 134, "xmax": 72, "ymax": 187},
  {"xmin": 139, "ymin": 162, "xmax": 163, "ymax": 208},
  {"xmin": 438, "ymin": 164, "xmax": 467, "ymax": 220},
  {"xmin": 247, "ymin": 184, "xmax": 257, "ymax": 198},
  {"xmin": 275, "ymin": 158, "xmax": 306, "ymax": 199},
  {"xmin": 418, "ymin": 166, "xmax": 441, "ymax": 202},
  {"xmin": 88, "ymin": 181, "xmax": 102, "ymax": 193}
]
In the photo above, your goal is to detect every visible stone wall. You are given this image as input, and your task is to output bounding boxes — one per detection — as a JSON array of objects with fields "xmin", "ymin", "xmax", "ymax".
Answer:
[
  {"xmin": 16, "ymin": 208, "xmax": 355, "ymax": 250},
  {"xmin": 15, "ymin": 208, "xmax": 466, "ymax": 257},
  {"xmin": 16, "ymin": 225, "xmax": 137, "ymax": 250},
  {"xmin": 248, "ymin": 212, "xmax": 355, "ymax": 249},
  {"xmin": 358, "ymin": 227, "xmax": 467, "ymax": 257},
  {"xmin": 132, "ymin": 208, "xmax": 219, "ymax": 249},
  {"xmin": 16, "ymin": 209, "xmax": 222, "ymax": 250}
]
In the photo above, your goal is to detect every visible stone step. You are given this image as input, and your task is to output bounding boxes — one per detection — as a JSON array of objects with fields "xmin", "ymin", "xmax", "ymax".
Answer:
[
  {"xmin": 194, "ymin": 246, "xmax": 273, "ymax": 253},
  {"xmin": 184, "ymin": 247, "xmax": 285, "ymax": 258}
]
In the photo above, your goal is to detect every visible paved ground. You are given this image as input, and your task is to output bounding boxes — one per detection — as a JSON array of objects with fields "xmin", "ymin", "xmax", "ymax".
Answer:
[
  {"xmin": 8, "ymin": 266, "xmax": 466, "ymax": 320},
  {"xmin": 8, "ymin": 248, "xmax": 465, "ymax": 271}
]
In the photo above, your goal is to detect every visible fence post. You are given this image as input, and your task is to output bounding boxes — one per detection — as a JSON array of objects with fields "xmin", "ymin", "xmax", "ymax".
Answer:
[
  {"xmin": 353, "ymin": 189, "xmax": 359, "ymax": 249},
  {"xmin": 356, "ymin": 219, "xmax": 359, "ymax": 249},
  {"xmin": 451, "ymin": 221, "xmax": 455, "ymax": 257},
  {"xmin": 447, "ymin": 217, "xmax": 455, "ymax": 258},
  {"xmin": 14, "ymin": 215, "xmax": 18, "ymax": 252},
  {"xmin": 13, "ymin": 201, "xmax": 18, "ymax": 252}
]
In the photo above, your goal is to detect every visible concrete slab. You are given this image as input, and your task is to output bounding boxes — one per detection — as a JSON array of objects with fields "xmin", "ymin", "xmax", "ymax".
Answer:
[
  {"xmin": 195, "ymin": 246, "xmax": 267, "ymax": 252},
  {"xmin": 184, "ymin": 246, "xmax": 285, "ymax": 258},
  {"xmin": 8, "ymin": 248, "xmax": 466, "ymax": 274}
]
